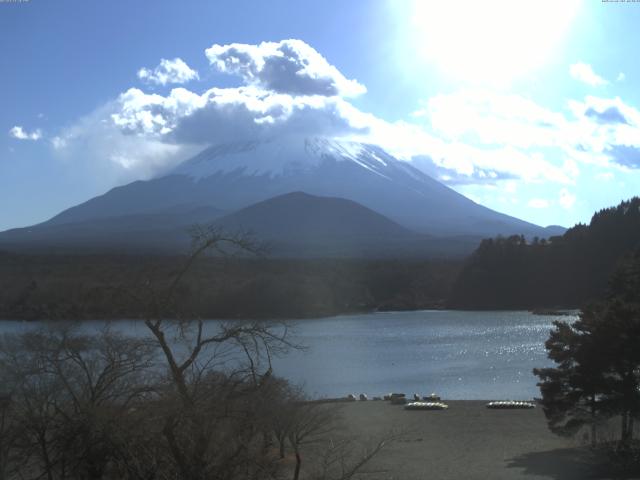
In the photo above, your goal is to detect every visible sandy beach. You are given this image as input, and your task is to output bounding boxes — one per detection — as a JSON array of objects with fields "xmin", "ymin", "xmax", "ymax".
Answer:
[{"xmin": 332, "ymin": 400, "xmax": 610, "ymax": 480}]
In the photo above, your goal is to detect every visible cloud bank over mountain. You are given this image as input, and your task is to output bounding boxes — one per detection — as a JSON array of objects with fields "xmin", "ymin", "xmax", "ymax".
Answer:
[
  {"xmin": 46, "ymin": 39, "xmax": 640, "ymax": 195},
  {"xmin": 205, "ymin": 39, "xmax": 366, "ymax": 97},
  {"xmin": 50, "ymin": 40, "xmax": 373, "ymax": 180}
]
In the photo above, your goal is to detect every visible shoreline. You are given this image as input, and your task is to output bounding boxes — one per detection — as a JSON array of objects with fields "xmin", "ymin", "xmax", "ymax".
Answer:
[{"xmin": 0, "ymin": 306, "xmax": 580, "ymax": 323}]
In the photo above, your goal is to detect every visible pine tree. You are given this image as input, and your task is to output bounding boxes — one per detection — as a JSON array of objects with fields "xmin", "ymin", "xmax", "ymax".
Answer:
[
  {"xmin": 534, "ymin": 305, "xmax": 609, "ymax": 446},
  {"xmin": 535, "ymin": 248, "xmax": 640, "ymax": 447}
]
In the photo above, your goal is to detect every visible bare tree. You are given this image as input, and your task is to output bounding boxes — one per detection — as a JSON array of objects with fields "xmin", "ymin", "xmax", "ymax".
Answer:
[
  {"xmin": 134, "ymin": 227, "xmax": 296, "ymax": 480},
  {"xmin": 311, "ymin": 435, "xmax": 394, "ymax": 480},
  {"xmin": 0, "ymin": 326, "xmax": 157, "ymax": 480},
  {"xmin": 286, "ymin": 401, "xmax": 340, "ymax": 480}
]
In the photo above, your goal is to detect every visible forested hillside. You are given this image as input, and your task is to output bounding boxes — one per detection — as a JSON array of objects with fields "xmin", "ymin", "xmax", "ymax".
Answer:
[
  {"xmin": 0, "ymin": 253, "xmax": 460, "ymax": 320},
  {"xmin": 449, "ymin": 197, "xmax": 640, "ymax": 309}
]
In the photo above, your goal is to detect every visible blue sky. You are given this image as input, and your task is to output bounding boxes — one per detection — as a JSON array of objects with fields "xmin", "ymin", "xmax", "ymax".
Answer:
[{"xmin": 2, "ymin": 0, "xmax": 640, "ymax": 231}]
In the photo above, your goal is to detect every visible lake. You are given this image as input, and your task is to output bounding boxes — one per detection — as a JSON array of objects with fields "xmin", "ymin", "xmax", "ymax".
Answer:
[{"xmin": 0, "ymin": 310, "xmax": 574, "ymax": 400}]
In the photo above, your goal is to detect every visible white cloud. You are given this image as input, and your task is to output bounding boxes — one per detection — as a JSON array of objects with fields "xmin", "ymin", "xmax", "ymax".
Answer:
[
  {"xmin": 617, "ymin": 72, "xmax": 626, "ymax": 82},
  {"xmin": 596, "ymin": 172, "xmax": 614, "ymax": 181},
  {"xmin": 569, "ymin": 62, "xmax": 608, "ymax": 87},
  {"xmin": 111, "ymin": 42, "xmax": 371, "ymax": 147},
  {"xmin": 403, "ymin": 89, "xmax": 579, "ymax": 185},
  {"xmin": 559, "ymin": 188, "xmax": 576, "ymax": 209},
  {"xmin": 422, "ymin": 89, "xmax": 566, "ymax": 149},
  {"xmin": 409, "ymin": 89, "xmax": 640, "ymax": 178},
  {"xmin": 404, "ymin": 143, "xmax": 573, "ymax": 186},
  {"xmin": 566, "ymin": 96, "xmax": 640, "ymax": 169},
  {"xmin": 528, "ymin": 198, "xmax": 550, "ymax": 208},
  {"xmin": 9, "ymin": 126, "xmax": 42, "ymax": 141},
  {"xmin": 205, "ymin": 40, "xmax": 366, "ymax": 97},
  {"xmin": 51, "ymin": 136, "xmax": 67, "ymax": 149},
  {"xmin": 415, "ymin": 89, "xmax": 640, "ymax": 179},
  {"xmin": 48, "ymin": 39, "xmax": 639, "ymax": 189},
  {"xmin": 138, "ymin": 58, "xmax": 199, "ymax": 86},
  {"xmin": 505, "ymin": 181, "xmax": 518, "ymax": 194},
  {"xmin": 569, "ymin": 95, "xmax": 635, "ymax": 125},
  {"xmin": 51, "ymin": 40, "xmax": 371, "ymax": 182},
  {"xmin": 52, "ymin": 104, "xmax": 201, "ymax": 182},
  {"xmin": 110, "ymin": 85, "xmax": 368, "ymax": 145},
  {"xmin": 562, "ymin": 158, "xmax": 580, "ymax": 178},
  {"xmin": 9, "ymin": 125, "xmax": 42, "ymax": 141}
]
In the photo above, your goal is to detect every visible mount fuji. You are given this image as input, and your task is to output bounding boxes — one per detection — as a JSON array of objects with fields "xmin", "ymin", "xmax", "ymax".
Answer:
[{"xmin": 0, "ymin": 136, "xmax": 564, "ymax": 256}]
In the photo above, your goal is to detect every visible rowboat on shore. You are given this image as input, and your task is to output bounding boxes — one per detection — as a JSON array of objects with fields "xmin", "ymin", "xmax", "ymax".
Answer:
[
  {"xmin": 486, "ymin": 400, "xmax": 535, "ymax": 409},
  {"xmin": 404, "ymin": 401, "xmax": 449, "ymax": 411}
]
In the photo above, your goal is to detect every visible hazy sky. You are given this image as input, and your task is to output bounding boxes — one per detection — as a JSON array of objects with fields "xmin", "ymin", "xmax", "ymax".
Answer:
[{"xmin": 2, "ymin": 0, "xmax": 640, "ymax": 231}]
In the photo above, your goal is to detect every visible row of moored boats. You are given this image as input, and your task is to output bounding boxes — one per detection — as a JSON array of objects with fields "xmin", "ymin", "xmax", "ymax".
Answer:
[{"xmin": 345, "ymin": 392, "xmax": 536, "ymax": 411}]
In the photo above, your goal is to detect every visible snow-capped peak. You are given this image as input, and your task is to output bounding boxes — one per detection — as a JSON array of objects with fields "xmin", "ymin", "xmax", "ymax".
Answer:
[{"xmin": 172, "ymin": 136, "xmax": 394, "ymax": 180}]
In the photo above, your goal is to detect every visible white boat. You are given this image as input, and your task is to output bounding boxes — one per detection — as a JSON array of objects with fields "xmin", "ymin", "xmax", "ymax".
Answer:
[
  {"xmin": 404, "ymin": 401, "xmax": 448, "ymax": 411},
  {"xmin": 486, "ymin": 400, "xmax": 535, "ymax": 409}
]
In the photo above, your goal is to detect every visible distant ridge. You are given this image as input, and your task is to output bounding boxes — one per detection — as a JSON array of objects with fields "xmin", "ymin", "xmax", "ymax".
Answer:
[
  {"xmin": 0, "ymin": 191, "xmax": 484, "ymax": 258},
  {"xmin": 216, "ymin": 191, "xmax": 414, "ymax": 240},
  {"xmin": 38, "ymin": 136, "xmax": 560, "ymax": 238},
  {"xmin": 213, "ymin": 191, "xmax": 438, "ymax": 257},
  {"xmin": 0, "ymin": 136, "xmax": 565, "ymax": 256},
  {"xmin": 0, "ymin": 205, "xmax": 225, "ymax": 254}
]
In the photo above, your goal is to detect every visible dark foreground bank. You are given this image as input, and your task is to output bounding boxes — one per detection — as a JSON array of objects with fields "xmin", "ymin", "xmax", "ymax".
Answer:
[{"xmin": 334, "ymin": 401, "xmax": 611, "ymax": 480}]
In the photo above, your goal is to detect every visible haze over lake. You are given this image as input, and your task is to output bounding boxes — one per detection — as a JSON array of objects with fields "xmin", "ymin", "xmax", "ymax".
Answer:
[{"xmin": 0, "ymin": 310, "xmax": 572, "ymax": 400}]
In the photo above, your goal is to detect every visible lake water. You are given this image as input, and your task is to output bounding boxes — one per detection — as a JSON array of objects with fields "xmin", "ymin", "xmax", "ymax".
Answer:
[{"xmin": 0, "ymin": 310, "xmax": 575, "ymax": 400}]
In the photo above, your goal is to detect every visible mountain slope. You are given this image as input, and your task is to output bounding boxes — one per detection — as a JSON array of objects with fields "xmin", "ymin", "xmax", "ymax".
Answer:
[
  {"xmin": 213, "ymin": 191, "xmax": 450, "ymax": 257},
  {"xmin": 216, "ymin": 191, "xmax": 414, "ymax": 241},
  {"xmin": 0, "ymin": 191, "xmax": 481, "ymax": 257},
  {"xmin": 0, "ymin": 205, "xmax": 225, "ymax": 254},
  {"xmin": 42, "ymin": 136, "xmax": 556, "ymax": 238}
]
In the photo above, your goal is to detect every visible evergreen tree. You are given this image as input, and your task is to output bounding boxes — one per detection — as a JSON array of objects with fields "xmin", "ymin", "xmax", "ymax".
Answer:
[
  {"xmin": 534, "ymin": 305, "xmax": 609, "ymax": 446},
  {"xmin": 535, "ymin": 249, "xmax": 640, "ymax": 447}
]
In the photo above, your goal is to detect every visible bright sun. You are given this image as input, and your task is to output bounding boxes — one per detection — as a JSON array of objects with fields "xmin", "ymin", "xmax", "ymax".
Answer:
[{"xmin": 410, "ymin": 0, "xmax": 581, "ymax": 85}]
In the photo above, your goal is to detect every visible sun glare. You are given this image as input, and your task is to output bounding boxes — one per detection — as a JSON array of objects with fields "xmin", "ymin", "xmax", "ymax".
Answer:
[{"xmin": 410, "ymin": 0, "xmax": 581, "ymax": 85}]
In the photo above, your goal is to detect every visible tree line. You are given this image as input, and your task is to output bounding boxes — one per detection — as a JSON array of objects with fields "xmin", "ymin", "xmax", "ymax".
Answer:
[
  {"xmin": 450, "ymin": 197, "xmax": 640, "ymax": 309},
  {"xmin": 0, "ymin": 253, "xmax": 460, "ymax": 321}
]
